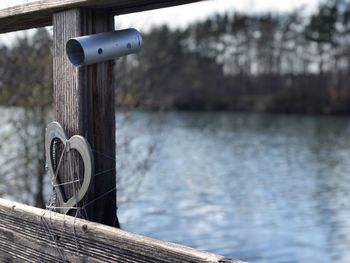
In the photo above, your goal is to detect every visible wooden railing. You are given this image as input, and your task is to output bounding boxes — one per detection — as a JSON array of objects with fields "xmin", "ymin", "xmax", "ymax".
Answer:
[
  {"xmin": 0, "ymin": 198, "xmax": 243, "ymax": 263},
  {"xmin": 0, "ymin": 0, "xmax": 201, "ymax": 33}
]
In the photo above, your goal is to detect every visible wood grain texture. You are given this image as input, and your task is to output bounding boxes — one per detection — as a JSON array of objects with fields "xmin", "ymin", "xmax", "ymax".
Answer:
[
  {"xmin": 0, "ymin": 0, "xmax": 202, "ymax": 33},
  {"xmin": 0, "ymin": 198, "xmax": 244, "ymax": 263},
  {"xmin": 53, "ymin": 8, "xmax": 118, "ymax": 226}
]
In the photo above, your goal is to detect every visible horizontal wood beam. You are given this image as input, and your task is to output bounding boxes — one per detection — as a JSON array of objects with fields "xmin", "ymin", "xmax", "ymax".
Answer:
[
  {"xmin": 0, "ymin": 0, "xmax": 202, "ymax": 34},
  {"xmin": 0, "ymin": 198, "xmax": 243, "ymax": 263}
]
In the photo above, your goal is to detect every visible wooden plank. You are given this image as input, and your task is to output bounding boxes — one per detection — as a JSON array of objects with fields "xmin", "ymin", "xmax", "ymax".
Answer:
[
  {"xmin": 53, "ymin": 8, "xmax": 118, "ymax": 226},
  {"xmin": 0, "ymin": 198, "xmax": 243, "ymax": 263},
  {"xmin": 0, "ymin": 0, "xmax": 202, "ymax": 33}
]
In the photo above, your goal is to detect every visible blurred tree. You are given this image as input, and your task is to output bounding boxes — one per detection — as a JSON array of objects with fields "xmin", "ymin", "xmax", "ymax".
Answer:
[
  {"xmin": 0, "ymin": 28, "xmax": 52, "ymax": 207},
  {"xmin": 304, "ymin": 1, "xmax": 339, "ymax": 74}
]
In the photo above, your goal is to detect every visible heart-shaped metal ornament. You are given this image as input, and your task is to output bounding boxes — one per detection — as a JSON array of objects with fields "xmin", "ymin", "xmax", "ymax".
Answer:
[{"xmin": 45, "ymin": 121, "xmax": 94, "ymax": 214}]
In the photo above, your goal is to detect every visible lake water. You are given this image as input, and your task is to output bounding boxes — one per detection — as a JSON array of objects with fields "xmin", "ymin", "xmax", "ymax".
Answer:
[
  {"xmin": 117, "ymin": 112, "xmax": 350, "ymax": 263},
  {"xmin": 2, "ymin": 110, "xmax": 350, "ymax": 263}
]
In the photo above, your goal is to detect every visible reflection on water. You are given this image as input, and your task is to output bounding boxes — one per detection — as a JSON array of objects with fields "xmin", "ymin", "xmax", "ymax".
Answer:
[{"xmin": 117, "ymin": 112, "xmax": 350, "ymax": 263}]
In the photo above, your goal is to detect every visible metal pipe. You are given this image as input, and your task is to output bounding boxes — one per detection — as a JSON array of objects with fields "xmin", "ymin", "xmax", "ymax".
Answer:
[{"xmin": 66, "ymin": 28, "xmax": 142, "ymax": 66}]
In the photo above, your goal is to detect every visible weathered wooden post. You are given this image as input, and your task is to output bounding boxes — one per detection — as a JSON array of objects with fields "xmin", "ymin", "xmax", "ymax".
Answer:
[{"xmin": 53, "ymin": 8, "xmax": 118, "ymax": 226}]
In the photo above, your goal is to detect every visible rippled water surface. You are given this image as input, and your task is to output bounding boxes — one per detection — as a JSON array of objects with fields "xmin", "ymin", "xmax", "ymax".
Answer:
[{"xmin": 117, "ymin": 112, "xmax": 350, "ymax": 263}]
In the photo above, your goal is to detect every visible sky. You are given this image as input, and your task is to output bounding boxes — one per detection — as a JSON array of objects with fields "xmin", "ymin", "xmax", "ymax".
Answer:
[
  {"xmin": 115, "ymin": 0, "xmax": 319, "ymax": 30},
  {"xmin": 0, "ymin": 0, "xmax": 320, "ymax": 45}
]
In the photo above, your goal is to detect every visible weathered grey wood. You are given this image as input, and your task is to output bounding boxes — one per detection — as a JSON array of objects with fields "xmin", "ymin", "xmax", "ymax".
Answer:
[
  {"xmin": 0, "ymin": 198, "xmax": 243, "ymax": 263},
  {"xmin": 0, "ymin": 0, "xmax": 201, "ymax": 33},
  {"xmin": 53, "ymin": 8, "xmax": 118, "ymax": 226}
]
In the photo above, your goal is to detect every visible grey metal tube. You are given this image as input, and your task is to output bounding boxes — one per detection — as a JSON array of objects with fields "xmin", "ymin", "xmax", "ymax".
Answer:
[{"xmin": 66, "ymin": 28, "xmax": 142, "ymax": 66}]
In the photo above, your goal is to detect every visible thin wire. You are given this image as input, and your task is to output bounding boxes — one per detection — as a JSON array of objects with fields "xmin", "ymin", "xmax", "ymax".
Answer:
[
  {"xmin": 94, "ymin": 167, "xmax": 116, "ymax": 177},
  {"xmin": 40, "ymin": 141, "xmax": 71, "ymax": 263},
  {"xmin": 47, "ymin": 166, "xmax": 116, "ymax": 211},
  {"xmin": 67, "ymin": 149, "xmax": 84, "ymax": 255},
  {"xmin": 82, "ymin": 186, "xmax": 117, "ymax": 209},
  {"xmin": 40, "ymin": 214, "xmax": 68, "ymax": 262},
  {"xmin": 46, "ymin": 206, "xmax": 78, "ymax": 210},
  {"xmin": 53, "ymin": 143, "xmax": 67, "ymax": 181},
  {"xmin": 68, "ymin": 151, "xmax": 79, "ymax": 210},
  {"xmin": 73, "ymin": 209, "xmax": 81, "ymax": 255},
  {"xmin": 93, "ymin": 149, "xmax": 116, "ymax": 162},
  {"xmin": 41, "ymin": 141, "xmax": 69, "ymax": 262},
  {"xmin": 52, "ymin": 179, "xmax": 81, "ymax": 187}
]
